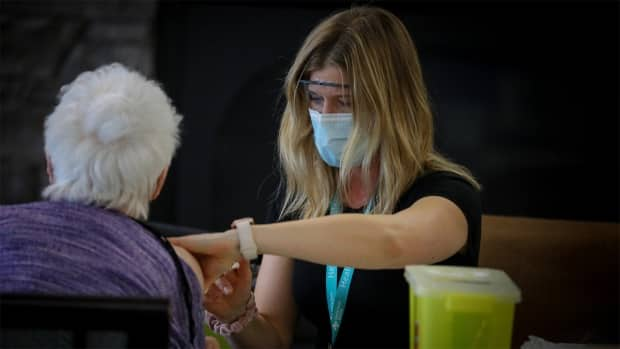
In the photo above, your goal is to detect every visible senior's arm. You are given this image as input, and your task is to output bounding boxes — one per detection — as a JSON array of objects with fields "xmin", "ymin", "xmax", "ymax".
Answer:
[{"xmin": 173, "ymin": 245, "xmax": 205, "ymax": 291}]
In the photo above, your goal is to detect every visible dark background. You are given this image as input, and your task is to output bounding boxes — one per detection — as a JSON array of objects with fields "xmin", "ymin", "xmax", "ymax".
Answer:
[{"xmin": 1, "ymin": 0, "xmax": 618, "ymax": 232}]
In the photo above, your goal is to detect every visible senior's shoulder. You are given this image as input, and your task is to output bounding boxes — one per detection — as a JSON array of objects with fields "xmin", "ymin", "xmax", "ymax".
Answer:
[
  {"xmin": 0, "ymin": 200, "xmax": 149, "ymax": 248},
  {"xmin": 0, "ymin": 200, "xmax": 118, "ymax": 225},
  {"xmin": 0, "ymin": 201, "xmax": 66, "ymax": 223}
]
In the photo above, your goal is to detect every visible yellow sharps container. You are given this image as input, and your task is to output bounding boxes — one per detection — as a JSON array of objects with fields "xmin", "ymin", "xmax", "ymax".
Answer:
[{"xmin": 404, "ymin": 265, "xmax": 521, "ymax": 349}]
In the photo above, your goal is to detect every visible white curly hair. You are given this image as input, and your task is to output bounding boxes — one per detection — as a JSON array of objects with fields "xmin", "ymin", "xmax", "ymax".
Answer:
[{"xmin": 42, "ymin": 63, "xmax": 182, "ymax": 219}]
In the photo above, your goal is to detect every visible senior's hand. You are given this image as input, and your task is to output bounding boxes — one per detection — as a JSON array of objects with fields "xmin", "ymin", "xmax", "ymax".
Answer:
[{"xmin": 169, "ymin": 230, "xmax": 242, "ymax": 289}]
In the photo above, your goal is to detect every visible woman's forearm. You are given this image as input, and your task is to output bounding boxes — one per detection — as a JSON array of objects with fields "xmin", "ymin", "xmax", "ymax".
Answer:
[{"xmin": 252, "ymin": 213, "xmax": 412, "ymax": 269}]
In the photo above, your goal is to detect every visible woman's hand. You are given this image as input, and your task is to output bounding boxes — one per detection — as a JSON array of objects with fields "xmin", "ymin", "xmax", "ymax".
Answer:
[
  {"xmin": 169, "ymin": 229, "xmax": 242, "ymax": 289},
  {"xmin": 205, "ymin": 259, "xmax": 253, "ymax": 322}
]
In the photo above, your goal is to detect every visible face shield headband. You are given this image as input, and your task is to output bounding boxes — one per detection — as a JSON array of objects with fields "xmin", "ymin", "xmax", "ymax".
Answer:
[{"xmin": 299, "ymin": 79, "xmax": 350, "ymax": 88}]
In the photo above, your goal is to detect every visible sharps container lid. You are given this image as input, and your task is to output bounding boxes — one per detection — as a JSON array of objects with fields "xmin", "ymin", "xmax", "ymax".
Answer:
[{"xmin": 404, "ymin": 265, "xmax": 521, "ymax": 303}]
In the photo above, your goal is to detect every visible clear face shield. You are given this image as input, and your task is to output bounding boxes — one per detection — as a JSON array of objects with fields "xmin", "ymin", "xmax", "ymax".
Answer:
[{"xmin": 299, "ymin": 79, "xmax": 353, "ymax": 114}]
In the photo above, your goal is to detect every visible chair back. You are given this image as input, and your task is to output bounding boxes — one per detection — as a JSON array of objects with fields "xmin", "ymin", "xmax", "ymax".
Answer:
[{"xmin": 0, "ymin": 294, "xmax": 169, "ymax": 349}]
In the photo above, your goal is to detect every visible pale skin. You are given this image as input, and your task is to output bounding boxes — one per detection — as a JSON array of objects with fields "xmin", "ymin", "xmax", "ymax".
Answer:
[
  {"xmin": 46, "ymin": 156, "xmax": 219, "ymax": 349},
  {"xmin": 170, "ymin": 66, "xmax": 469, "ymax": 349}
]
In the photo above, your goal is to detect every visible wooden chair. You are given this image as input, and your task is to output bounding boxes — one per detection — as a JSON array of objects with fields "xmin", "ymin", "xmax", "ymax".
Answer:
[{"xmin": 479, "ymin": 215, "xmax": 619, "ymax": 348}]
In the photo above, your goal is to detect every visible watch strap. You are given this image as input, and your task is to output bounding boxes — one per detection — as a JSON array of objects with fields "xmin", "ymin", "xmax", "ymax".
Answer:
[{"xmin": 233, "ymin": 217, "xmax": 257, "ymax": 260}]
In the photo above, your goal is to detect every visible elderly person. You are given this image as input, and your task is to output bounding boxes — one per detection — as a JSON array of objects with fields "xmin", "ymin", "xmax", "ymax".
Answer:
[{"xmin": 0, "ymin": 63, "xmax": 216, "ymax": 349}]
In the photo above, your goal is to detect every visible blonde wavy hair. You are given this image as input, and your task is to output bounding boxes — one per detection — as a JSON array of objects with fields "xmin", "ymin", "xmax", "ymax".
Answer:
[{"xmin": 278, "ymin": 6, "xmax": 479, "ymax": 220}]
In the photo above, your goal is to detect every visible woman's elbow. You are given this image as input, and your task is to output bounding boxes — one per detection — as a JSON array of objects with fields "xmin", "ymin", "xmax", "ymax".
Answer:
[
  {"xmin": 380, "ymin": 223, "xmax": 467, "ymax": 268},
  {"xmin": 378, "ymin": 222, "xmax": 411, "ymax": 268}
]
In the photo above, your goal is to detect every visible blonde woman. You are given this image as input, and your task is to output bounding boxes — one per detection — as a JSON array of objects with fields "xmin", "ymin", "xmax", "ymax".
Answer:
[{"xmin": 173, "ymin": 6, "xmax": 481, "ymax": 348}]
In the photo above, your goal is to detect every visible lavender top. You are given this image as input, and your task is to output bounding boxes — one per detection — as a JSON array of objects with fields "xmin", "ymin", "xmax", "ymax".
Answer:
[{"xmin": 0, "ymin": 200, "xmax": 205, "ymax": 349}]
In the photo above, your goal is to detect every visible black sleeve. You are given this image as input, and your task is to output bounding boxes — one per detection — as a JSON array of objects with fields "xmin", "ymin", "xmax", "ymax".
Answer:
[{"xmin": 396, "ymin": 171, "xmax": 482, "ymax": 266}]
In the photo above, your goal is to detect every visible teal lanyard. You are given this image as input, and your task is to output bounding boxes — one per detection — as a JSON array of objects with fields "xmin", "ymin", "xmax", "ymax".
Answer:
[{"xmin": 326, "ymin": 197, "xmax": 374, "ymax": 345}]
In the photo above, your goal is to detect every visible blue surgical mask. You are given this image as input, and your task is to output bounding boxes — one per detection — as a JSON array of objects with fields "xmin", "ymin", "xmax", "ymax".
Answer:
[{"xmin": 309, "ymin": 108, "xmax": 354, "ymax": 167}]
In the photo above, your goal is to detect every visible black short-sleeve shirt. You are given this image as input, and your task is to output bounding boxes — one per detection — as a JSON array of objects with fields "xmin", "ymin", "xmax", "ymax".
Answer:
[{"xmin": 268, "ymin": 171, "xmax": 481, "ymax": 348}]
